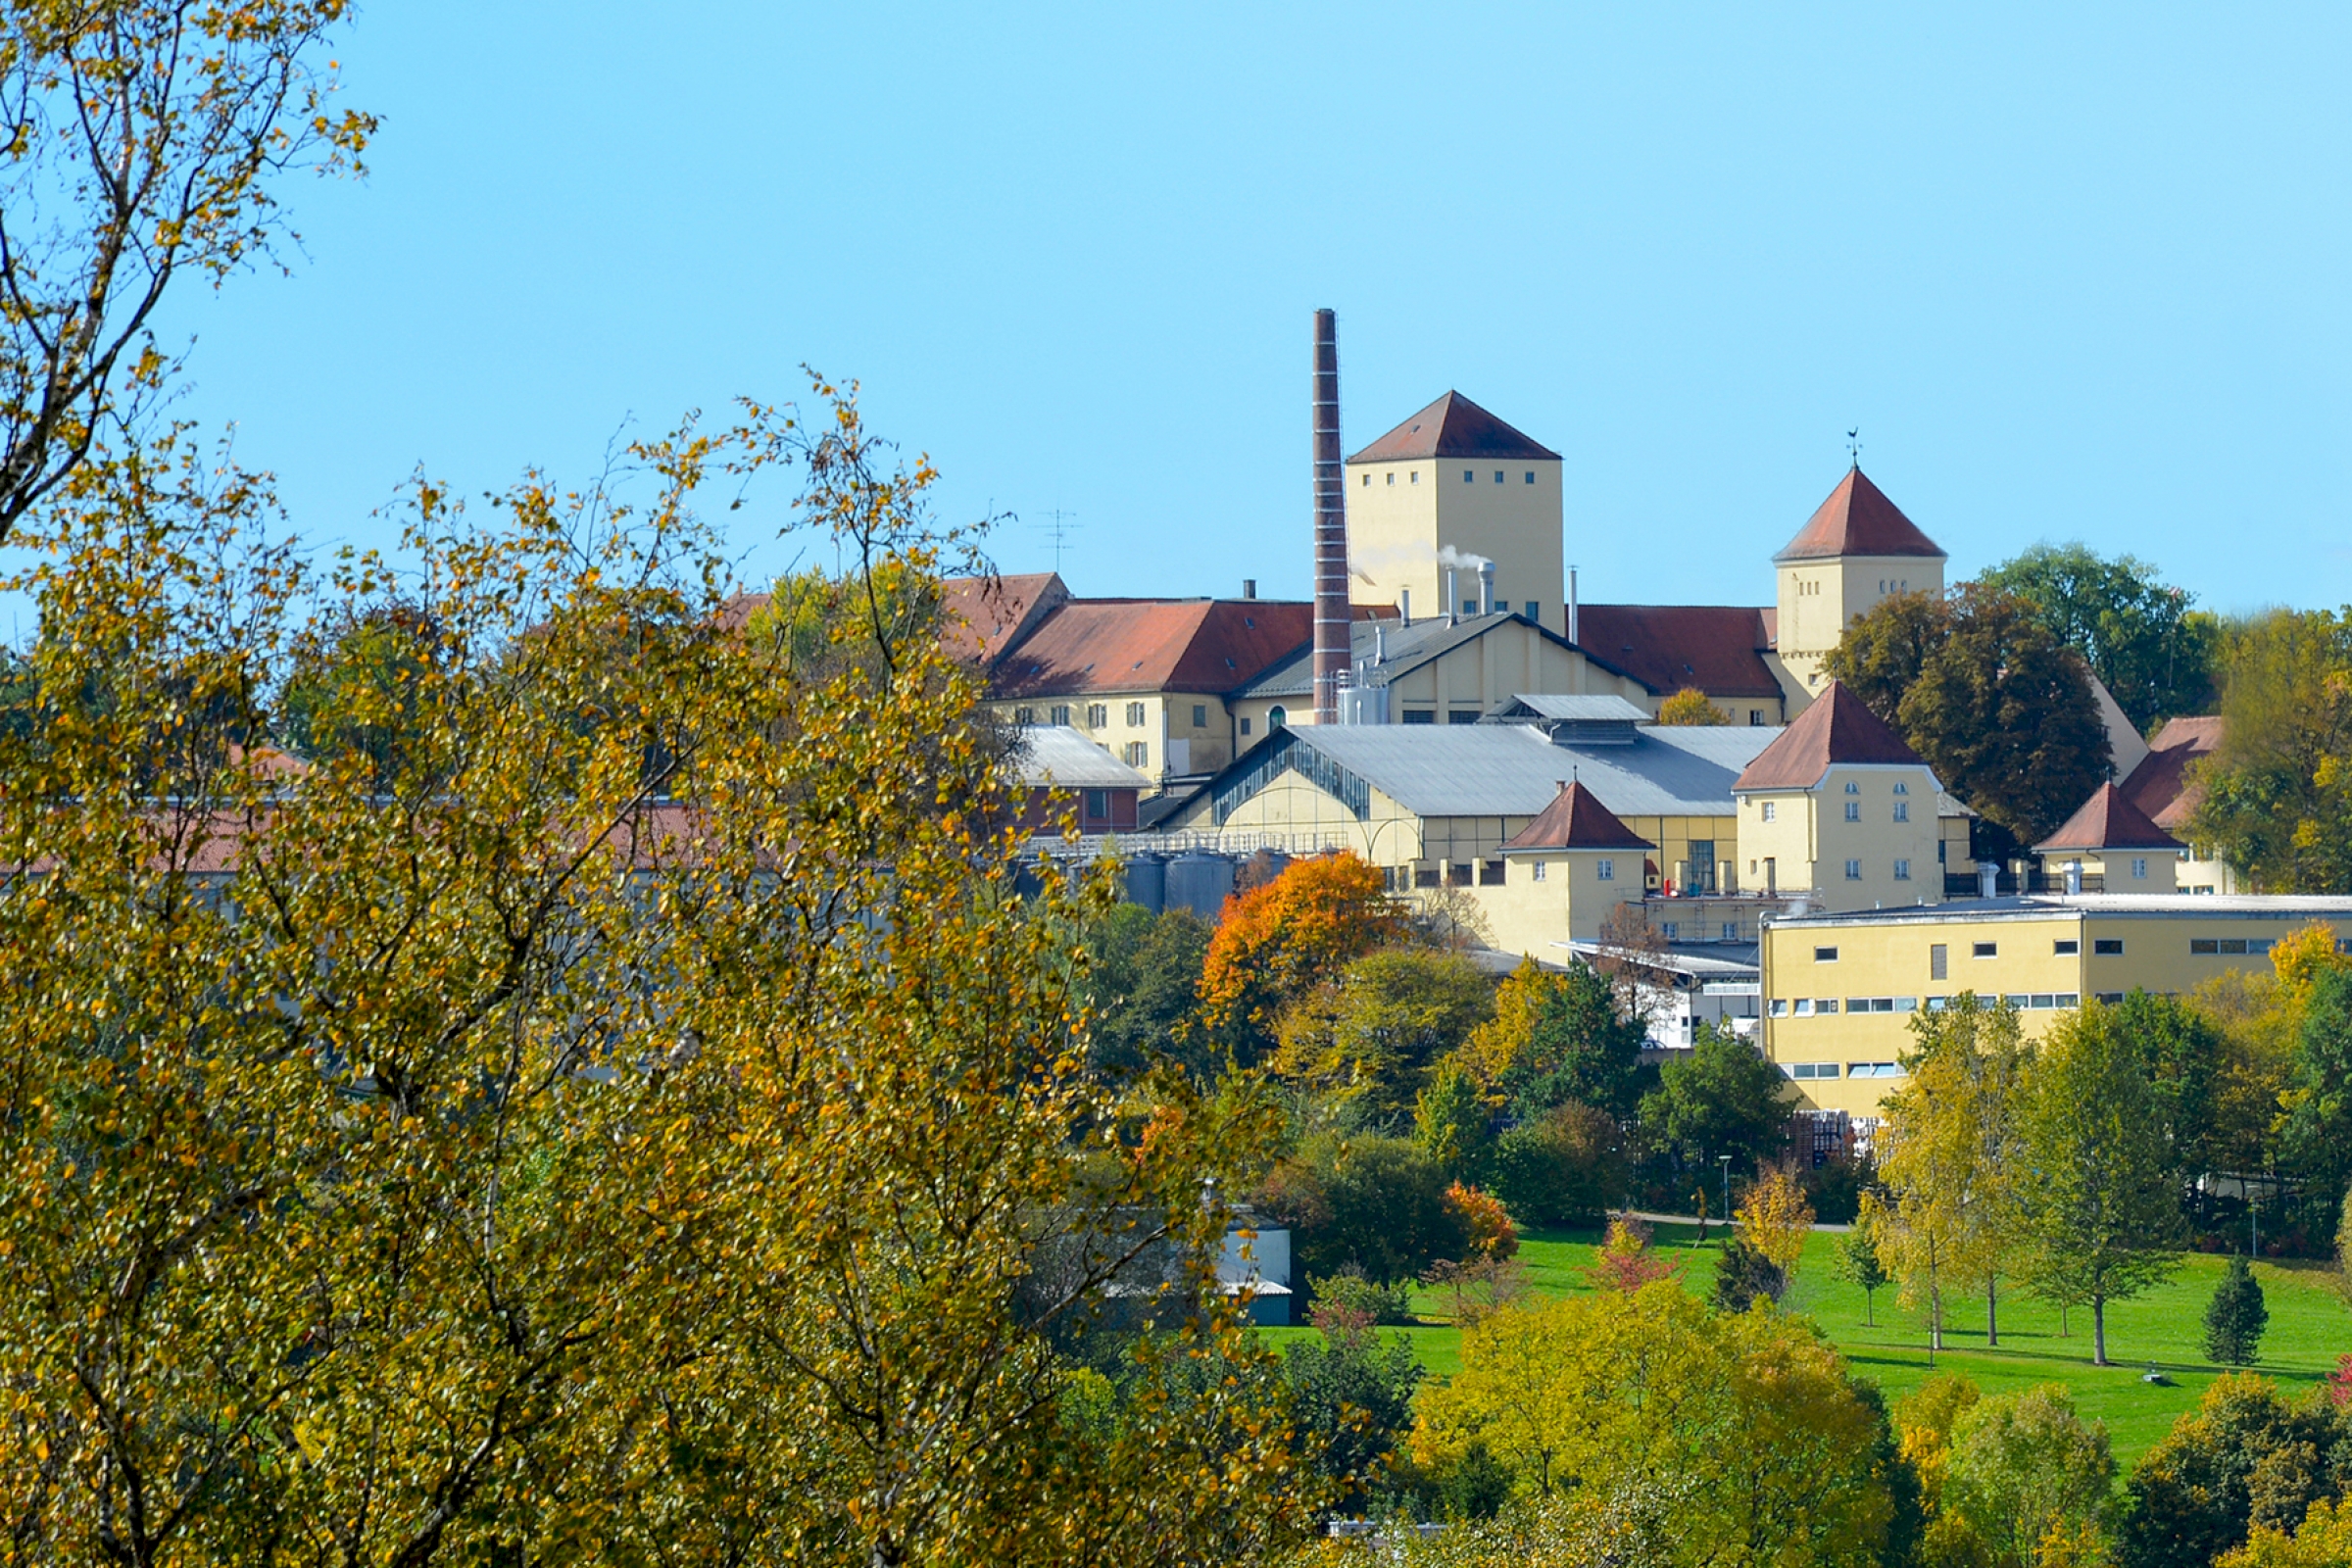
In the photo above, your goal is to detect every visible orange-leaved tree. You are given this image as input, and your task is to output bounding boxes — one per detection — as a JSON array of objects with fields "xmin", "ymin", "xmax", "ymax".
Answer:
[{"xmin": 1196, "ymin": 851, "xmax": 1398, "ymax": 1059}]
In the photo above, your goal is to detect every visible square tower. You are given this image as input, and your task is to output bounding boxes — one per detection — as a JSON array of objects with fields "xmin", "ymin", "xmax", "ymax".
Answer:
[
  {"xmin": 1773, "ymin": 466, "xmax": 1946, "ymax": 700},
  {"xmin": 1344, "ymin": 391, "xmax": 1564, "ymax": 635}
]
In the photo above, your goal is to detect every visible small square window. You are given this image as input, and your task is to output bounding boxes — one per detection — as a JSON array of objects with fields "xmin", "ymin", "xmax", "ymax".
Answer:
[
  {"xmin": 1240, "ymin": 717, "xmax": 1252, "ymax": 737},
  {"xmin": 2132, "ymin": 858, "xmax": 2148, "ymax": 879},
  {"xmin": 1413, "ymin": 866, "xmax": 1440, "ymax": 889},
  {"xmin": 1661, "ymin": 922, "xmax": 1679, "ymax": 939},
  {"xmin": 1815, "ymin": 946, "xmax": 1838, "ymax": 962},
  {"xmin": 1794, "ymin": 999, "xmax": 1814, "ymax": 1017},
  {"xmin": 1844, "ymin": 859, "xmax": 1862, "ymax": 880},
  {"xmin": 1722, "ymin": 922, "xmax": 1738, "ymax": 940},
  {"xmin": 1818, "ymin": 999, "xmax": 1839, "ymax": 1014},
  {"xmin": 1523, "ymin": 470, "xmax": 1535, "ymax": 483},
  {"xmin": 1769, "ymin": 999, "xmax": 1788, "ymax": 1017},
  {"xmin": 2094, "ymin": 938, "xmax": 2124, "ymax": 955},
  {"xmin": 1192, "ymin": 704, "xmax": 1207, "ymax": 728},
  {"xmin": 1386, "ymin": 472, "xmax": 1396, "ymax": 486},
  {"xmin": 1596, "ymin": 858, "xmax": 1614, "ymax": 881},
  {"xmin": 1973, "ymin": 942, "xmax": 1997, "ymax": 958},
  {"xmin": 1494, "ymin": 470, "xmax": 1504, "ymax": 483},
  {"xmin": 1761, "ymin": 801, "xmax": 1776, "ymax": 822},
  {"xmin": 2054, "ymin": 940, "xmax": 2080, "ymax": 956}
]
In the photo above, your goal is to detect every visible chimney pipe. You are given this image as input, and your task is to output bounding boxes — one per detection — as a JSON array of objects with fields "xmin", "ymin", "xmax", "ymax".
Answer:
[
  {"xmin": 1568, "ymin": 566, "xmax": 1580, "ymax": 645},
  {"xmin": 1310, "ymin": 309, "xmax": 1348, "ymax": 725},
  {"xmin": 1978, "ymin": 860, "xmax": 1999, "ymax": 899},
  {"xmin": 1242, "ymin": 578, "xmax": 1256, "ymax": 600},
  {"xmin": 1445, "ymin": 566, "xmax": 1458, "ymax": 627},
  {"xmin": 1478, "ymin": 560, "xmax": 1495, "ymax": 616},
  {"xmin": 1374, "ymin": 624, "xmax": 1387, "ymax": 663},
  {"xmin": 1398, "ymin": 587, "xmax": 1410, "ymax": 626}
]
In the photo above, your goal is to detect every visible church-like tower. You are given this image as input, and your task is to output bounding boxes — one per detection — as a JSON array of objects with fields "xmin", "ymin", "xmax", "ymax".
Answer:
[{"xmin": 1773, "ymin": 466, "xmax": 1946, "ymax": 701}]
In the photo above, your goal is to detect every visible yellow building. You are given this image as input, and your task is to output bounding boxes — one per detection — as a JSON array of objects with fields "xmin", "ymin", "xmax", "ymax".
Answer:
[
  {"xmin": 2033, "ymin": 782, "xmax": 2186, "ymax": 894},
  {"xmin": 1758, "ymin": 895, "xmax": 2352, "ymax": 1124},
  {"xmin": 1772, "ymin": 466, "xmax": 1947, "ymax": 702},
  {"xmin": 1731, "ymin": 681, "xmax": 1972, "ymax": 909},
  {"xmin": 1345, "ymin": 392, "xmax": 1567, "ymax": 636}
]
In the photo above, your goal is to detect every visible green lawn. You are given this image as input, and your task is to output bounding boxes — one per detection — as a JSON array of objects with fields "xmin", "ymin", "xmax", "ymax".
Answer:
[{"xmin": 1260, "ymin": 1224, "xmax": 2352, "ymax": 1465}]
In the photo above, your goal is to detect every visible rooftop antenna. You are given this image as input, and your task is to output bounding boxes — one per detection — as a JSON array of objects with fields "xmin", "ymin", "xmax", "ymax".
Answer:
[
  {"xmin": 1846, "ymin": 428, "xmax": 1862, "ymax": 469},
  {"xmin": 1033, "ymin": 508, "xmax": 1082, "ymax": 571}
]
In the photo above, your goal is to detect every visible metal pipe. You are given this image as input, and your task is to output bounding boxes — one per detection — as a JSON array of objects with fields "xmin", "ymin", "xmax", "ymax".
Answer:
[
  {"xmin": 1311, "ymin": 309, "xmax": 1348, "ymax": 725},
  {"xmin": 1446, "ymin": 566, "xmax": 1458, "ymax": 627},
  {"xmin": 1568, "ymin": 565, "xmax": 1580, "ymax": 644},
  {"xmin": 1398, "ymin": 587, "xmax": 1411, "ymax": 626},
  {"xmin": 1478, "ymin": 561, "xmax": 1495, "ymax": 616}
]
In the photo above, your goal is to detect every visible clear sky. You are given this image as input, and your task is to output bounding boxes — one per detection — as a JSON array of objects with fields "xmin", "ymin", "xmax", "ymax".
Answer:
[{"xmin": 133, "ymin": 3, "xmax": 2352, "ymax": 617}]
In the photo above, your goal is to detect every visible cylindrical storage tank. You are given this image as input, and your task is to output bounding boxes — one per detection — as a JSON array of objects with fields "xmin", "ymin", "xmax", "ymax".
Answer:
[
  {"xmin": 1123, "ymin": 851, "xmax": 1167, "ymax": 913},
  {"xmin": 1253, "ymin": 849, "xmax": 1293, "ymax": 886},
  {"xmin": 1166, "ymin": 852, "xmax": 1236, "ymax": 922}
]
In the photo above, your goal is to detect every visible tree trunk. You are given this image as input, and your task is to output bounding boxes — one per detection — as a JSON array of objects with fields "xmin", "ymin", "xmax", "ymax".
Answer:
[
  {"xmin": 1930, "ymin": 1289, "xmax": 1943, "ymax": 1353},
  {"xmin": 2091, "ymin": 1296, "xmax": 2107, "ymax": 1367},
  {"xmin": 1863, "ymin": 1287, "xmax": 1875, "ymax": 1328},
  {"xmin": 1985, "ymin": 1273, "xmax": 1998, "ymax": 1348}
]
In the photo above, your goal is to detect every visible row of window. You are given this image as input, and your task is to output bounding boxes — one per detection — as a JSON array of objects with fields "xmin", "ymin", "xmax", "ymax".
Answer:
[
  {"xmin": 1839, "ymin": 858, "xmax": 1912, "ymax": 880},
  {"xmin": 1812, "ymin": 934, "xmax": 2310, "ymax": 972},
  {"xmin": 1773, "ymin": 992, "xmax": 2082, "ymax": 1017},
  {"xmin": 1656, "ymin": 920, "xmax": 1743, "ymax": 942},
  {"xmin": 1366, "ymin": 469, "xmax": 1538, "ymax": 486},
  {"xmin": 1784, "ymin": 1061, "xmax": 1903, "ymax": 1081},
  {"xmin": 1011, "ymin": 702, "xmax": 1222, "ymax": 732}
]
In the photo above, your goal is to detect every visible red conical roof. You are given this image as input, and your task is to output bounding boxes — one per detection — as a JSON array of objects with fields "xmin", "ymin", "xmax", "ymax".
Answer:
[
  {"xmin": 1499, "ymin": 780, "xmax": 1654, "ymax": 853},
  {"xmin": 1735, "ymin": 681, "xmax": 1928, "ymax": 791},
  {"xmin": 1775, "ymin": 467, "xmax": 1944, "ymax": 563},
  {"xmin": 2034, "ymin": 782, "xmax": 2185, "ymax": 855}
]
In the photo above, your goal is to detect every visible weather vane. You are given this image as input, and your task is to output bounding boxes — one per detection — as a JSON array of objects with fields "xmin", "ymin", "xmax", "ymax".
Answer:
[{"xmin": 1846, "ymin": 428, "xmax": 1862, "ymax": 468}]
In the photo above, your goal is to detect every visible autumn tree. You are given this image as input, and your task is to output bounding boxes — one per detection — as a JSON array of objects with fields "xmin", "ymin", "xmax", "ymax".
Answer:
[
  {"xmin": 1941, "ymin": 1386, "xmax": 2117, "ymax": 1568},
  {"xmin": 0, "ymin": 1, "xmax": 376, "ymax": 537},
  {"xmin": 2120, "ymin": 1375, "xmax": 2352, "ymax": 1568},
  {"xmin": 2014, "ymin": 1004, "xmax": 2184, "ymax": 1367},
  {"xmin": 1735, "ymin": 1168, "xmax": 1816, "ymax": 1282},
  {"xmin": 1411, "ymin": 1284, "xmax": 1894, "ymax": 1566},
  {"xmin": 1449, "ymin": 956, "xmax": 1651, "ymax": 1122},
  {"xmin": 2186, "ymin": 608, "xmax": 2352, "ymax": 892},
  {"xmin": 1977, "ymin": 541, "xmax": 2220, "ymax": 731},
  {"xmin": 0, "ymin": 394, "xmax": 1324, "ymax": 1565},
  {"xmin": 1197, "ymin": 852, "xmax": 1399, "ymax": 1062},
  {"xmin": 1654, "ymin": 687, "xmax": 1726, "ymax": 725},
  {"xmin": 1269, "ymin": 948, "xmax": 1494, "ymax": 1127}
]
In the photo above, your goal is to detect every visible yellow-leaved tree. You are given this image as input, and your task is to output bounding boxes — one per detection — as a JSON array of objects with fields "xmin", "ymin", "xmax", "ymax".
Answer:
[{"xmin": 0, "ymin": 387, "xmax": 1323, "ymax": 1564}]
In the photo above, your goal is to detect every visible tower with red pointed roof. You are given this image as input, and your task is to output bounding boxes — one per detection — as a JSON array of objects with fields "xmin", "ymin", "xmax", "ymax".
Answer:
[
  {"xmin": 1344, "ymin": 390, "xmax": 1566, "ymax": 636},
  {"xmin": 1772, "ymin": 466, "xmax": 1946, "ymax": 704}
]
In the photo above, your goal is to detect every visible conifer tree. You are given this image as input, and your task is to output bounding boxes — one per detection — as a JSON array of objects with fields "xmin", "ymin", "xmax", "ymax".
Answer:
[{"xmin": 2202, "ymin": 1255, "xmax": 2270, "ymax": 1366}]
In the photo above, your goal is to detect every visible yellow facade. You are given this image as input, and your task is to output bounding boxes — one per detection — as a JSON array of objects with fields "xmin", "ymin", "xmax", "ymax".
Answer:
[
  {"xmin": 1758, "ymin": 900, "xmax": 2352, "ymax": 1120},
  {"xmin": 1775, "ymin": 553, "xmax": 1944, "ymax": 700},
  {"xmin": 2036, "ymin": 849, "xmax": 2182, "ymax": 894},
  {"xmin": 992, "ymin": 690, "xmax": 1253, "ymax": 781},
  {"xmin": 1735, "ymin": 762, "xmax": 1947, "ymax": 911},
  {"xmin": 1346, "ymin": 458, "xmax": 1565, "ymax": 636}
]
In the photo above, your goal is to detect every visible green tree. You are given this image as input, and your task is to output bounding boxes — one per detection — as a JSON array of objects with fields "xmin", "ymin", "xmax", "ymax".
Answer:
[
  {"xmin": 1637, "ymin": 1023, "xmax": 1791, "ymax": 1188},
  {"xmin": 2279, "ymin": 969, "xmax": 2352, "ymax": 1242},
  {"xmin": 1414, "ymin": 1059, "xmax": 1496, "ymax": 1182},
  {"xmin": 1898, "ymin": 587, "xmax": 2111, "ymax": 857},
  {"xmin": 2185, "ymin": 608, "xmax": 2352, "ymax": 893},
  {"xmin": 1271, "ymin": 949, "xmax": 1495, "ymax": 1127},
  {"xmin": 2120, "ymin": 1375, "xmax": 2352, "ymax": 1568},
  {"xmin": 1943, "ymin": 1385, "xmax": 2117, "ymax": 1568},
  {"xmin": 1489, "ymin": 1101, "xmax": 1626, "ymax": 1229},
  {"xmin": 2014, "ymin": 1004, "xmax": 2185, "ymax": 1366},
  {"xmin": 1411, "ymin": 1284, "xmax": 1894, "ymax": 1566},
  {"xmin": 2106, "ymin": 989, "xmax": 2228, "ymax": 1187},
  {"xmin": 1282, "ymin": 1315, "xmax": 1424, "ymax": 1507},
  {"xmin": 1468, "ymin": 959, "xmax": 1653, "ymax": 1122},
  {"xmin": 1977, "ymin": 542, "xmax": 2221, "ymax": 732},
  {"xmin": 1078, "ymin": 902, "xmax": 1213, "ymax": 1080},
  {"xmin": 1283, "ymin": 1135, "xmax": 1468, "ymax": 1286},
  {"xmin": 1823, "ymin": 588, "xmax": 1951, "ymax": 720},
  {"xmin": 2203, "ymin": 1255, "xmax": 2270, "ymax": 1367},
  {"xmin": 1839, "ymin": 1205, "xmax": 1892, "ymax": 1326},
  {"xmin": 1654, "ymin": 687, "xmax": 1727, "ymax": 725}
]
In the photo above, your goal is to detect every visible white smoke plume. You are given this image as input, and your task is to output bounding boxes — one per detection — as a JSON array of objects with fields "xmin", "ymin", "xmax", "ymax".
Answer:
[{"xmin": 1435, "ymin": 546, "xmax": 1492, "ymax": 570}]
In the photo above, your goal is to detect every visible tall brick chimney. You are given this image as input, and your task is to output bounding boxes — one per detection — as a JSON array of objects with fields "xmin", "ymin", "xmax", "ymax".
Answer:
[{"xmin": 1311, "ymin": 308, "xmax": 1347, "ymax": 725}]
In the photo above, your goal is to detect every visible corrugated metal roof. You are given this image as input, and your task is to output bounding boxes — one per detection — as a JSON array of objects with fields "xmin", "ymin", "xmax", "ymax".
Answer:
[
  {"xmin": 1012, "ymin": 726, "xmax": 1153, "ymax": 790},
  {"xmin": 1281, "ymin": 723, "xmax": 1778, "ymax": 819},
  {"xmin": 1496, "ymin": 694, "xmax": 1651, "ymax": 722},
  {"xmin": 1237, "ymin": 612, "xmax": 1535, "ymax": 700}
]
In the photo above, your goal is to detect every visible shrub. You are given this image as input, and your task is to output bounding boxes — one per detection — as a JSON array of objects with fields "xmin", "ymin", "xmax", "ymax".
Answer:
[
  {"xmin": 1444, "ymin": 1182, "xmax": 1518, "ymax": 1259},
  {"xmin": 1310, "ymin": 1267, "xmax": 1413, "ymax": 1327},
  {"xmin": 1288, "ymin": 1135, "xmax": 1467, "ymax": 1286},
  {"xmin": 1712, "ymin": 1234, "xmax": 1787, "ymax": 1311},
  {"xmin": 1491, "ymin": 1101, "xmax": 1624, "ymax": 1228},
  {"xmin": 2203, "ymin": 1255, "xmax": 2270, "ymax": 1366}
]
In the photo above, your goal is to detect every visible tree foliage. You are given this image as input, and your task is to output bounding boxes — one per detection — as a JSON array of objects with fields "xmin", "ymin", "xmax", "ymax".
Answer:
[
  {"xmin": 0, "ymin": 395, "xmax": 1324, "ymax": 1564},
  {"xmin": 2120, "ymin": 1375, "xmax": 2352, "ymax": 1568},
  {"xmin": 1977, "ymin": 542, "xmax": 2220, "ymax": 732},
  {"xmin": 2186, "ymin": 608, "xmax": 2352, "ymax": 893},
  {"xmin": 1653, "ymin": 687, "xmax": 1726, "ymax": 725},
  {"xmin": 1637, "ymin": 1024, "xmax": 1790, "ymax": 1188},
  {"xmin": 2203, "ymin": 1255, "xmax": 2270, "ymax": 1367},
  {"xmin": 1270, "ymin": 949, "xmax": 1494, "ymax": 1127},
  {"xmin": 1451, "ymin": 958, "xmax": 1651, "ymax": 1123},
  {"xmin": 1076, "ymin": 902, "xmax": 1214, "ymax": 1081},
  {"xmin": 1941, "ymin": 1386, "xmax": 2116, "ymax": 1568},
  {"xmin": 1490, "ymin": 1101, "xmax": 1625, "ymax": 1230},
  {"xmin": 1734, "ymin": 1169, "xmax": 1815, "ymax": 1281},
  {"xmin": 0, "ymin": 0, "xmax": 376, "ymax": 537},
  {"xmin": 1410, "ymin": 1284, "xmax": 1894, "ymax": 1566},
  {"xmin": 2014, "ymin": 1004, "xmax": 2184, "ymax": 1367},
  {"xmin": 1198, "ymin": 853, "xmax": 1399, "ymax": 1059}
]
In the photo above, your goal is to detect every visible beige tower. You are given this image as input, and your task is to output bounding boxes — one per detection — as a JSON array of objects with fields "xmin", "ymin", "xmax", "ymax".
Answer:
[
  {"xmin": 1773, "ymin": 466, "xmax": 1946, "ymax": 702},
  {"xmin": 1344, "ymin": 392, "xmax": 1565, "ymax": 634}
]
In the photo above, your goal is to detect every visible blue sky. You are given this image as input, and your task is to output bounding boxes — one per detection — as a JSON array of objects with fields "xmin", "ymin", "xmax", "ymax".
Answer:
[{"xmin": 136, "ymin": 3, "xmax": 2351, "ymax": 616}]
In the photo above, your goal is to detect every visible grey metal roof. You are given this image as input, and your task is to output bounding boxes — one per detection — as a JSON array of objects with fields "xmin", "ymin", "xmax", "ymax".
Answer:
[
  {"xmin": 1493, "ymin": 694, "xmax": 1651, "ymax": 722},
  {"xmin": 1276, "ymin": 722, "xmax": 1778, "ymax": 819},
  {"xmin": 1768, "ymin": 893, "xmax": 2352, "ymax": 928},
  {"xmin": 1011, "ymin": 725, "xmax": 1153, "ymax": 790},
  {"xmin": 1562, "ymin": 939, "xmax": 1760, "ymax": 980}
]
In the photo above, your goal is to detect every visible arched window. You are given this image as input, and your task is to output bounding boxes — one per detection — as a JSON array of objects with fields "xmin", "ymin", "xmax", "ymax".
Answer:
[{"xmin": 1267, "ymin": 706, "xmax": 1288, "ymax": 732}]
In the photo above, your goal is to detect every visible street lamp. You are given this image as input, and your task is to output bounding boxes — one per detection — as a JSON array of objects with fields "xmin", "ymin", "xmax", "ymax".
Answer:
[{"xmin": 1717, "ymin": 1154, "xmax": 1734, "ymax": 1229}]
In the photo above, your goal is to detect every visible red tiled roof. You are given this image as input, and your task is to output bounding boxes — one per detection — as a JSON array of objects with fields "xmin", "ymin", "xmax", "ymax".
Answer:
[
  {"xmin": 989, "ymin": 599, "xmax": 1314, "ymax": 699},
  {"xmin": 2121, "ymin": 715, "xmax": 2223, "ymax": 831},
  {"xmin": 1499, "ymin": 781, "xmax": 1655, "ymax": 853},
  {"xmin": 1775, "ymin": 467, "xmax": 1944, "ymax": 563},
  {"xmin": 1347, "ymin": 391, "xmax": 1560, "ymax": 465},
  {"xmin": 1735, "ymin": 680, "xmax": 1927, "ymax": 790},
  {"xmin": 1573, "ymin": 605, "xmax": 1783, "ymax": 699},
  {"xmin": 939, "ymin": 571, "xmax": 1068, "ymax": 666},
  {"xmin": 2034, "ymin": 781, "xmax": 2186, "ymax": 855}
]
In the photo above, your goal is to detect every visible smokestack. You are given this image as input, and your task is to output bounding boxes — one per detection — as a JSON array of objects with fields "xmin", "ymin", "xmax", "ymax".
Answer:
[
  {"xmin": 1568, "ymin": 566, "xmax": 1580, "ymax": 644},
  {"xmin": 1242, "ymin": 578, "xmax": 1256, "ymax": 600},
  {"xmin": 1478, "ymin": 561, "xmax": 1495, "ymax": 616},
  {"xmin": 1445, "ymin": 567, "xmax": 1458, "ymax": 626},
  {"xmin": 1398, "ymin": 587, "xmax": 1410, "ymax": 626},
  {"xmin": 1311, "ymin": 309, "xmax": 1348, "ymax": 725}
]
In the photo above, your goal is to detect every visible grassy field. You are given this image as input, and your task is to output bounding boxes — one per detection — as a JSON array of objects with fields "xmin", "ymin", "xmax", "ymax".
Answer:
[{"xmin": 1260, "ymin": 1223, "xmax": 2352, "ymax": 1466}]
